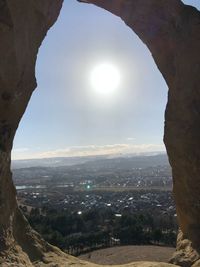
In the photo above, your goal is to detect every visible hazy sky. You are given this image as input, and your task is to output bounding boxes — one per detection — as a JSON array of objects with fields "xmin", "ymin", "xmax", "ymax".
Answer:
[{"xmin": 12, "ymin": 0, "xmax": 200, "ymax": 160}]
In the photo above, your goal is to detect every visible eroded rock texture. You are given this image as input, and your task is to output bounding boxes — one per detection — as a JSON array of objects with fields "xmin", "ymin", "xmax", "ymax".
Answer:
[
  {"xmin": 0, "ymin": 0, "xmax": 65, "ymax": 265},
  {"xmin": 0, "ymin": 0, "xmax": 200, "ymax": 266}
]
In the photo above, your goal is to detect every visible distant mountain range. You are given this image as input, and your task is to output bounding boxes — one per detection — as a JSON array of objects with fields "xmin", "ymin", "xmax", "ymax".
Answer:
[{"xmin": 11, "ymin": 152, "xmax": 169, "ymax": 169}]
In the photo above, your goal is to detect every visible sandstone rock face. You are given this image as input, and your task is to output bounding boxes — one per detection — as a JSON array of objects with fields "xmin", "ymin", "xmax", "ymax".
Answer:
[
  {"xmin": 0, "ymin": 0, "xmax": 200, "ymax": 266},
  {"xmin": 0, "ymin": 0, "xmax": 64, "ymax": 265}
]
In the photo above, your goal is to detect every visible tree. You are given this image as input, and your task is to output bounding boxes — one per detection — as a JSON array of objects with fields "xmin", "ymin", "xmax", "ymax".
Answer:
[{"xmin": 152, "ymin": 229, "xmax": 163, "ymax": 244}]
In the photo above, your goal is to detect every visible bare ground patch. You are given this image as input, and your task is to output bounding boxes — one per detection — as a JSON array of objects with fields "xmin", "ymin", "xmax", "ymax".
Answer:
[{"xmin": 78, "ymin": 245, "xmax": 175, "ymax": 265}]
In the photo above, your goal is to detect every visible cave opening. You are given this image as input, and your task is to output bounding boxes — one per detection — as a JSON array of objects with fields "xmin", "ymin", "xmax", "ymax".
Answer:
[{"xmin": 12, "ymin": 0, "xmax": 167, "ymax": 161}]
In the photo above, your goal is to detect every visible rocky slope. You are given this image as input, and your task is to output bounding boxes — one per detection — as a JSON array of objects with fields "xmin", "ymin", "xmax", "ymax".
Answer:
[{"xmin": 0, "ymin": 0, "xmax": 200, "ymax": 266}]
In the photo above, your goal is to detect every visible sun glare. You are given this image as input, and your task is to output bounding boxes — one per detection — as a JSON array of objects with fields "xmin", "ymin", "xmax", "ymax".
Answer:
[{"xmin": 90, "ymin": 63, "xmax": 121, "ymax": 95}]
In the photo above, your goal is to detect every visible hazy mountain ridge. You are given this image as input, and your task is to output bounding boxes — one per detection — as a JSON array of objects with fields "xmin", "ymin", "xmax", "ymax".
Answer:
[
  {"xmin": 13, "ymin": 154, "xmax": 171, "ymax": 189},
  {"xmin": 12, "ymin": 152, "xmax": 168, "ymax": 169}
]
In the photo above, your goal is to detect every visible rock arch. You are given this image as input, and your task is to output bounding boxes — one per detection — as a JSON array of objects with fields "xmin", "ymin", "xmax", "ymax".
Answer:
[{"xmin": 0, "ymin": 1, "xmax": 200, "ymax": 266}]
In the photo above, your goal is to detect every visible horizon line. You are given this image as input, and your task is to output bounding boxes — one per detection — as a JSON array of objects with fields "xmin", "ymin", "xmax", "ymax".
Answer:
[{"xmin": 12, "ymin": 150, "xmax": 166, "ymax": 162}]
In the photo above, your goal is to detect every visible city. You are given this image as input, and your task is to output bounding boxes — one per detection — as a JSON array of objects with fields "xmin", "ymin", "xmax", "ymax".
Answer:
[{"xmin": 13, "ymin": 154, "xmax": 178, "ymax": 255}]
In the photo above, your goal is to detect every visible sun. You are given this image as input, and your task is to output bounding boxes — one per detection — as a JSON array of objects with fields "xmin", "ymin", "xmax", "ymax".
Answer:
[{"xmin": 90, "ymin": 63, "xmax": 121, "ymax": 95}]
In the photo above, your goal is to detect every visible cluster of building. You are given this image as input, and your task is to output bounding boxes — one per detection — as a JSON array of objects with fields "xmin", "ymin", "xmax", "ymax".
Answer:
[{"xmin": 18, "ymin": 188, "xmax": 176, "ymax": 218}]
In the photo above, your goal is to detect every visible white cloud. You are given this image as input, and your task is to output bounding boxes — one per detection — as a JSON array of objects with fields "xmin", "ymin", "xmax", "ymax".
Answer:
[{"xmin": 12, "ymin": 143, "xmax": 165, "ymax": 160}]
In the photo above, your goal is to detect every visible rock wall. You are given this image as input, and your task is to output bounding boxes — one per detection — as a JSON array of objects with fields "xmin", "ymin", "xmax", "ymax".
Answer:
[
  {"xmin": 0, "ymin": 0, "xmax": 200, "ymax": 266},
  {"xmin": 0, "ymin": 0, "xmax": 64, "ymax": 265}
]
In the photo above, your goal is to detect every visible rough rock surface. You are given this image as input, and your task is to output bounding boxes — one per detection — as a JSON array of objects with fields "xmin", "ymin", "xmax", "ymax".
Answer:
[
  {"xmin": 0, "ymin": 0, "xmax": 200, "ymax": 266},
  {"xmin": 0, "ymin": 0, "xmax": 64, "ymax": 265}
]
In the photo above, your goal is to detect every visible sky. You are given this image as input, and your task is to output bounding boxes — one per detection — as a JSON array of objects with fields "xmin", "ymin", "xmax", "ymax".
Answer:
[{"xmin": 12, "ymin": 0, "xmax": 200, "ymax": 160}]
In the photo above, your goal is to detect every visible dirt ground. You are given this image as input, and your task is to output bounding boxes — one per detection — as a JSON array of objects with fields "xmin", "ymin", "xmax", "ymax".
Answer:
[{"xmin": 78, "ymin": 245, "xmax": 175, "ymax": 265}]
